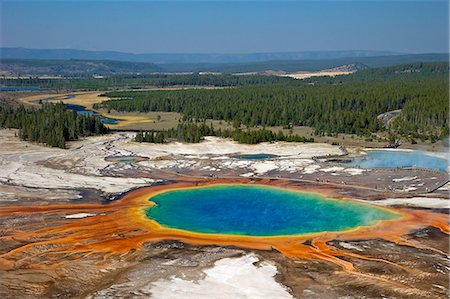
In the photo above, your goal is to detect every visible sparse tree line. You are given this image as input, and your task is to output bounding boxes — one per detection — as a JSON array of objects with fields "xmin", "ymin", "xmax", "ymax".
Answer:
[
  {"xmin": 0, "ymin": 103, "xmax": 108, "ymax": 148},
  {"xmin": 135, "ymin": 122, "xmax": 314, "ymax": 144}
]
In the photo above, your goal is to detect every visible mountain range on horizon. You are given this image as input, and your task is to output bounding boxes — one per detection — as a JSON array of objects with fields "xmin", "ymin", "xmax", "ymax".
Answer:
[
  {"xmin": 0, "ymin": 47, "xmax": 408, "ymax": 64},
  {"xmin": 1, "ymin": 48, "xmax": 448, "ymax": 76}
]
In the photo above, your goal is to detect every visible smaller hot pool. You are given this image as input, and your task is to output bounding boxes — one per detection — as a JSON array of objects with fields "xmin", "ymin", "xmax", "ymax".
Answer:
[
  {"xmin": 105, "ymin": 155, "xmax": 149, "ymax": 163},
  {"xmin": 237, "ymin": 154, "xmax": 278, "ymax": 160},
  {"xmin": 349, "ymin": 150, "xmax": 448, "ymax": 172}
]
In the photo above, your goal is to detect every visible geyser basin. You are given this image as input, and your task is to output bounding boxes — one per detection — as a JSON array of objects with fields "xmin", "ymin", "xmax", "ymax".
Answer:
[{"xmin": 146, "ymin": 185, "xmax": 399, "ymax": 236}]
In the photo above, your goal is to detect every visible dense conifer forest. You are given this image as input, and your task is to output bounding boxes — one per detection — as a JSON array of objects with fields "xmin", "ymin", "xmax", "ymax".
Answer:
[
  {"xmin": 1, "ymin": 62, "xmax": 447, "ymax": 145},
  {"xmin": 0, "ymin": 103, "xmax": 108, "ymax": 148},
  {"xmin": 0, "ymin": 74, "xmax": 295, "ymax": 90},
  {"xmin": 135, "ymin": 122, "xmax": 314, "ymax": 144},
  {"xmin": 307, "ymin": 62, "xmax": 448, "ymax": 83},
  {"xmin": 98, "ymin": 63, "xmax": 448, "ymax": 139}
]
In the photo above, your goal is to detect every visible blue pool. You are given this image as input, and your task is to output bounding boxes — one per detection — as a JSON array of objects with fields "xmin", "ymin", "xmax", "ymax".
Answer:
[
  {"xmin": 237, "ymin": 154, "xmax": 278, "ymax": 160},
  {"xmin": 350, "ymin": 150, "xmax": 448, "ymax": 172},
  {"xmin": 105, "ymin": 155, "xmax": 149, "ymax": 163},
  {"xmin": 146, "ymin": 185, "xmax": 399, "ymax": 236}
]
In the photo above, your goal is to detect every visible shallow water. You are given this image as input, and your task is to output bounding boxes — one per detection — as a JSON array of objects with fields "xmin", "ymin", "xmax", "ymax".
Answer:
[
  {"xmin": 98, "ymin": 116, "xmax": 119, "ymax": 125},
  {"xmin": 31, "ymin": 97, "xmax": 57, "ymax": 104},
  {"xmin": 237, "ymin": 154, "xmax": 278, "ymax": 160},
  {"xmin": 32, "ymin": 96, "xmax": 118, "ymax": 124},
  {"xmin": 350, "ymin": 150, "xmax": 448, "ymax": 172},
  {"xmin": 64, "ymin": 94, "xmax": 76, "ymax": 100},
  {"xmin": 66, "ymin": 104, "xmax": 95, "ymax": 115},
  {"xmin": 66, "ymin": 104, "xmax": 118, "ymax": 124},
  {"xmin": 146, "ymin": 185, "xmax": 398, "ymax": 236},
  {"xmin": 105, "ymin": 155, "xmax": 148, "ymax": 163},
  {"xmin": 31, "ymin": 94, "xmax": 74, "ymax": 104}
]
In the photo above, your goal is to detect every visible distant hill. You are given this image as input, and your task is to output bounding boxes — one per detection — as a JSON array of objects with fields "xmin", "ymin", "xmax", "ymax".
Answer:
[
  {"xmin": 1, "ymin": 47, "xmax": 400, "ymax": 64},
  {"xmin": 0, "ymin": 61, "xmax": 447, "ymax": 91},
  {"xmin": 170, "ymin": 53, "xmax": 448, "ymax": 73},
  {"xmin": 322, "ymin": 63, "xmax": 367, "ymax": 72},
  {"xmin": 0, "ymin": 59, "xmax": 161, "ymax": 77},
  {"xmin": 363, "ymin": 61, "xmax": 449, "ymax": 75},
  {"xmin": 304, "ymin": 61, "xmax": 449, "ymax": 84},
  {"xmin": 0, "ymin": 54, "xmax": 447, "ymax": 77}
]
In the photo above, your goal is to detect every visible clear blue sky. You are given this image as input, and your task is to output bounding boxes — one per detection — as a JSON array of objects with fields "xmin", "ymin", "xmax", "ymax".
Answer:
[{"xmin": 1, "ymin": 0, "xmax": 448, "ymax": 54}]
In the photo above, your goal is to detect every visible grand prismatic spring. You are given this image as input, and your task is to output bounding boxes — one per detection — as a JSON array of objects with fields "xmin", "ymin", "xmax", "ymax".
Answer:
[
  {"xmin": 145, "ymin": 185, "xmax": 399, "ymax": 236},
  {"xmin": 1, "ymin": 179, "xmax": 447, "ymax": 269}
]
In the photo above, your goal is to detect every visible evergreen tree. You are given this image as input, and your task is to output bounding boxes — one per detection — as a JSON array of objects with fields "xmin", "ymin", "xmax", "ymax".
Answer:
[{"xmin": 0, "ymin": 103, "xmax": 108, "ymax": 148}]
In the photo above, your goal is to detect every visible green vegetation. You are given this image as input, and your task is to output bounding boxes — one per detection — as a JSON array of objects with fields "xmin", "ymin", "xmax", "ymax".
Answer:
[
  {"xmin": 0, "ymin": 103, "xmax": 108, "ymax": 148},
  {"xmin": 390, "ymin": 96, "xmax": 449, "ymax": 142},
  {"xmin": 2, "ymin": 61, "xmax": 446, "ymax": 144},
  {"xmin": 98, "ymin": 80, "xmax": 446, "ymax": 137},
  {"xmin": 98, "ymin": 62, "xmax": 449, "ymax": 140},
  {"xmin": 0, "ymin": 59, "xmax": 161, "ymax": 76},
  {"xmin": 0, "ymin": 74, "xmax": 295, "ymax": 90},
  {"xmin": 308, "ymin": 62, "xmax": 449, "ymax": 83},
  {"xmin": 1, "ymin": 53, "xmax": 446, "ymax": 76},
  {"xmin": 162, "ymin": 53, "xmax": 448, "ymax": 73},
  {"xmin": 135, "ymin": 122, "xmax": 314, "ymax": 144}
]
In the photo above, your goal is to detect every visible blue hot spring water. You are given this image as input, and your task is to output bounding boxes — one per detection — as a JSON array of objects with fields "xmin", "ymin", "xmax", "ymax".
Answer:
[
  {"xmin": 350, "ymin": 150, "xmax": 448, "ymax": 172},
  {"xmin": 237, "ymin": 154, "xmax": 278, "ymax": 160},
  {"xmin": 145, "ymin": 185, "xmax": 399, "ymax": 236}
]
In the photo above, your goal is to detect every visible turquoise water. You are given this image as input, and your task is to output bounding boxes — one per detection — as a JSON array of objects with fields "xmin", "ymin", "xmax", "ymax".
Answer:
[
  {"xmin": 146, "ymin": 185, "xmax": 399, "ymax": 236},
  {"xmin": 238, "ymin": 154, "xmax": 278, "ymax": 160},
  {"xmin": 105, "ymin": 155, "xmax": 148, "ymax": 163},
  {"xmin": 350, "ymin": 150, "xmax": 448, "ymax": 171}
]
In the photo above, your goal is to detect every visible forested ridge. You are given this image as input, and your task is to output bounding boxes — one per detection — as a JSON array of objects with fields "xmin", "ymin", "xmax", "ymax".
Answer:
[
  {"xmin": 0, "ymin": 59, "xmax": 162, "ymax": 77},
  {"xmin": 0, "ymin": 103, "xmax": 108, "ymax": 148},
  {"xmin": 0, "ymin": 73, "xmax": 295, "ymax": 90},
  {"xmin": 162, "ymin": 53, "xmax": 448, "ymax": 73},
  {"xmin": 1, "ymin": 53, "xmax": 446, "ymax": 75},
  {"xmin": 1, "ymin": 62, "xmax": 447, "ymax": 145},
  {"xmin": 308, "ymin": 62, "xmax": 448, "ymax": 83},
  {"xmin": 391, "ymin": 95, "xmax": 449, "ymax": 142},
  {"xmin": 97, "ymin": 71, "xmax": 448, "ymax": 138}
]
